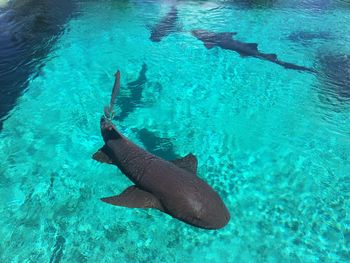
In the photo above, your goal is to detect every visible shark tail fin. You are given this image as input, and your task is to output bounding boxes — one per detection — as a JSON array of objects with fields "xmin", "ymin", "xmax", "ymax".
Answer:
[{"xmin": 104, "ymin": 70, "xmax": 121, "ymax": 120}]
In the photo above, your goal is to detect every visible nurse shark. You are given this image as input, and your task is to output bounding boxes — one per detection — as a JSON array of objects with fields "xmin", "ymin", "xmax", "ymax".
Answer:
[
  {"xmin": 94, "ymin": 71, "xmax": 230, "ymax": 229},
  {"xmin": 149, "ymin": 5, "xmax": 179, "ymax": 42},
  {"xmin": 191, "ymin": 29, "xmax": 316, "ymax": 73}
]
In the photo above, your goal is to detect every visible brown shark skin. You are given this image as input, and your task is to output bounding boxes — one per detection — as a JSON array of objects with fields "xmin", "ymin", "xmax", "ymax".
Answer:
[{"xmin": 96, "ymin": 117, "xmax": 230, "ymax": 230}]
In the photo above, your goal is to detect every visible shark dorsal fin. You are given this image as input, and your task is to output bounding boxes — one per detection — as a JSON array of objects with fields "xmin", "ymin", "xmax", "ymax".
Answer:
[
  {"xmin": 101, "ymin": 185, "xmax": 164, "ymax": 211},
  {"xmin": 171, "ymin": 153, "xmax": 198, "ymax": 174}
]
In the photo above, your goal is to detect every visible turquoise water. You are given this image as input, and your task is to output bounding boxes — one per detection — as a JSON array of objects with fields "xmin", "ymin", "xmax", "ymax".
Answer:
[{"xmin": 1, "ymin": 0, "xmax": 350, "ymax": 262}]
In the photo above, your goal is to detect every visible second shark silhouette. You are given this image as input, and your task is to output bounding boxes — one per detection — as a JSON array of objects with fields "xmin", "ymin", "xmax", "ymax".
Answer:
[
  {"xmin": 149, "ymin": 6, "xmax": 179, "ymax": 42},
  {"xmin": 191, "ymin": 29, "xmax": 316, "ymax": 73}
]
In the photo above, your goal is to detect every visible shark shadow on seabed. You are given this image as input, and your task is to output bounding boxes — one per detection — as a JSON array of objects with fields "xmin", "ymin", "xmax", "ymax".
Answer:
[
  {"xmin": 135, "ymin": 128, "xmax": 180, "ymax": 160},
  {"xmin": 114, "ymin": 63, "xmax": 148, "ymax": 122},
  {"xmin": 113, "ymin": 63, "xmax": 163, "ymax": 122}
]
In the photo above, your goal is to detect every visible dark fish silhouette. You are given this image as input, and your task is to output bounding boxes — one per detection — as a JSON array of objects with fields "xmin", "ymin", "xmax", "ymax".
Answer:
[
  {"xmin": 116, "ymin": 63, "xmax": 148, "ymax": 122},
  {"xmin": 136, "ymin": 128, "xmax": 179, "ymax": 160},
  {"xmin": 149, "ymin": 6, "xmax": 179, "ymax": 42},
  {"xmin": 191, "ymin": 29, "xmax": 316, "ymax": 73},
  {"xmin": 93, "ymin": 72, "xmax": 230, "ymax": 229}
]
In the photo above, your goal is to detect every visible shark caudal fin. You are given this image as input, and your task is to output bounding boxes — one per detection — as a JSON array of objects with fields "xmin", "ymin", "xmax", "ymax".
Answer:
[
  {"xmin": 92, "ymin": 71, "xmax": 123, "ymax": 163},
  {"xmin": 104, "ymin": 70, "xmax": 121, "ymax": 120}
]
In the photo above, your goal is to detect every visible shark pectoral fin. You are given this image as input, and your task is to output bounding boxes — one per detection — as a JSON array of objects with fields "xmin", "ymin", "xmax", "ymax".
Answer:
[
  {"xmin": 204, "ymin": 42, "xmax": 216, "ymax": 49},
  {"xmin": 92, "ymin": 145, "xmax": 112, "ymax": 164},
  {"xmin": 171, "ymin": 153, "xmax": 198, "ymax": 174},
  {"xmin": 101, "ymin": 186, "xmax": 164, "ymax": 211}
]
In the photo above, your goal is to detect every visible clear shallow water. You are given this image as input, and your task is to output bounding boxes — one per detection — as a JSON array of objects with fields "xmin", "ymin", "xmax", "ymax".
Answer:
[{"xmin": 0, "ymin": 0, "xmax": 350, "ymax": 262}]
